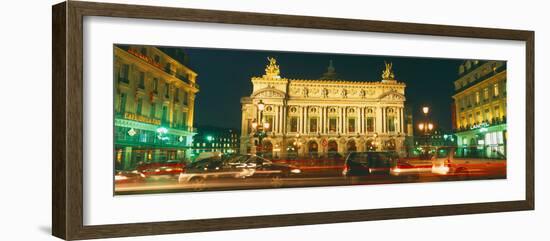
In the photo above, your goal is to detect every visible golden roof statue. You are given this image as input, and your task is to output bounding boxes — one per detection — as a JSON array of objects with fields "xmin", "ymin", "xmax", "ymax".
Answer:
[
  {"xmin": 381, "ymin": 61, "xmax": 395, "ymax": 80},
  {"xmin": 264, "ymin": 57, "xmax": 280, "ymax": 78}
]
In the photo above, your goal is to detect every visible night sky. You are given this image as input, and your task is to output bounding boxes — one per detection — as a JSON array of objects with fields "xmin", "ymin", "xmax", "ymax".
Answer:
[{"xmin": 173, "ymin": 47, "xmax": 464, "ymax": 133}]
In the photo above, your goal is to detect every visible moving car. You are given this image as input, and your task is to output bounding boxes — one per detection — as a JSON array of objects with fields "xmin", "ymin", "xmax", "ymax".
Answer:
[
  {"xmin": 178, "ymin": 156, "xmax": 250, "ymax": 190},
  {"xmin": 114, "ymin": 170, "xmax": 146, "ymax": 184},
  {"xmin": 430, "ymin": 146, "xmax": 506, "ymax": 179},
  {"xmin": 342, "ymin": 151, "xmax": 398, "ymax": 177},
  {"xmin": 390, "ymin": 146, "xmax": 506, "ymax": 180},
  {"xmin": 228, "ymin": 154, "xmax": 301, "ymax": 175},
  {"xmin": 227, "ymin": 154, "xmax": 302, "ymax": 188},
  {"xmin": 137, "ymin": 160, "xmax": 186, "ymax": 181}
]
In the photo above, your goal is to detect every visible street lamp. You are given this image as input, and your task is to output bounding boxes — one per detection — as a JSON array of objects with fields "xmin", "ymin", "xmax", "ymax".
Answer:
[
  {"xmin": 257, "ymin": 100, "xmax": 265, "ymax": 111},
  {"xmin": 251, "ymin": 99, "xmax": 270, "ymax": 156},
  {"xmin": 156, "ymin": 127, "xmax": 169, "ymax": 162},
  {"xmin": 418, "ymin": 106, "xmax": 435, "ymax": 147},
  {"xmin": 418, "ymin": 123, "xmax": 434, "ymax": 132},
  {"xmin": 422, "ymin": 106, "xmax": 430, "ymax": 114}
]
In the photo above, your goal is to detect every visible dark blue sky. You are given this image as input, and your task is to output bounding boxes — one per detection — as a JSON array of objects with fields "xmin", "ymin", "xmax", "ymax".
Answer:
[{"xmin": 176, "ymin": 47, "xmax": 464, "ymax": 132}]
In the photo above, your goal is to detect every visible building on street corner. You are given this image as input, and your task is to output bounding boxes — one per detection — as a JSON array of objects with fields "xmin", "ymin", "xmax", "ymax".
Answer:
[
  {"xmin": 240, "ymin": 58, "xmax": 409, "ymax": 159},
  {"xmin": 192, "ymin": 126, "xmax": 240, "ymax": 158},
  {"xmin": 114, "ymin": 45, "xmax": 199, "ymax": 170},
  {"xmin": 452, "ymin": 60, "xmax": 507, "ymax": 159}
]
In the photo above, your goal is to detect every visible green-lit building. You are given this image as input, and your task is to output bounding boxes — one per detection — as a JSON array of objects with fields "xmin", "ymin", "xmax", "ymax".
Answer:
[
  {"xmin": 452, "ymin": 60, "xmax": 507, "ymax": 159},
  {"xmin": 114, "ymin": 45, "xmax": 199, "ymax": 170},
  {"xmin": 191, "ymin": 127, "xmax": 240, "ymax": 159},
  {"xmin": 414, "ymin": 129, "xmax": 457, "ymax": 147}
]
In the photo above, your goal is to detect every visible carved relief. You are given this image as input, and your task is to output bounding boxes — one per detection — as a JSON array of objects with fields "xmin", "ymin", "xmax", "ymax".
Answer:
[
  {"xmin": 254, "ymin": 88, "xmax": 285, "ymax": 98},
  {"xmin": 341, "ymin": 89, "xmax": 348, "ymax": 98},
  {"xmin": 310, "ymin": 88, "xmax": 320, "ymax": 96},
  {"xmin": 322, "ymin": 88, "xmax": 329, "ymax": 98}
]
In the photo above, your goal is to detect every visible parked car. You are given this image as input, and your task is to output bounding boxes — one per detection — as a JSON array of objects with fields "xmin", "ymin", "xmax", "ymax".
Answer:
[
  {"xmin": 114, "ymin": 170, "xmax": 146, "ymax": 184},
  {"xmin": 342, "ymin": 151, "xmax": 398, "ymax": 177}
]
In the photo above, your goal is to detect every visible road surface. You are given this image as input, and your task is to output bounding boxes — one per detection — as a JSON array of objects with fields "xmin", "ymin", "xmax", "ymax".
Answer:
[{"xmin": 115, "ymin": 160, "xmax": 506, "ymax": 195}]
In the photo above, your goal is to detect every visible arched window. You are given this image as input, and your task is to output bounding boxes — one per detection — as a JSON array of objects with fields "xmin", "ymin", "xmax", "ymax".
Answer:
[{"xmin": 346, "ymin": 140, "xmax": 357, "ymax": 153}]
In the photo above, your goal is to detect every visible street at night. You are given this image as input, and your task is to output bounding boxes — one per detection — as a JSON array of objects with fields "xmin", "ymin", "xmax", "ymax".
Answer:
[{"xmin": 115, "ymin": 155, "xmax": 506, "ymax": 195}]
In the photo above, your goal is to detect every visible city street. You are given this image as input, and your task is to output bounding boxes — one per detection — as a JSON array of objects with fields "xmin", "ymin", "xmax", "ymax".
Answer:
[{"xmin": 115, "ymin": 160, "xmax": 506, "ymax": 195}]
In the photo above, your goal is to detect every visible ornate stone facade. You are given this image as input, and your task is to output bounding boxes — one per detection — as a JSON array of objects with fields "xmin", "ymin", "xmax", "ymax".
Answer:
[{"xmin": 240, "ymin": 58, "xmax": 408, "ymax": 158}]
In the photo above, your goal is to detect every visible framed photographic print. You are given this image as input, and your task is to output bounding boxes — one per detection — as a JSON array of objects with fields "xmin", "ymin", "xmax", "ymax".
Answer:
[{"xmin": 52, "ymin": 1, "xmax": 534, "ymax": 240}]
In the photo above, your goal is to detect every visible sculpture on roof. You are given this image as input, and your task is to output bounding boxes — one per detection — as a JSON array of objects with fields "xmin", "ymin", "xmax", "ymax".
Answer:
[
  {"xmin": 264, "ymin": 57, "xmax": 281, "ymax": 78},
  {"xmin": 381, "ymin": 61, "xmax": 395, "ymax": 80}
]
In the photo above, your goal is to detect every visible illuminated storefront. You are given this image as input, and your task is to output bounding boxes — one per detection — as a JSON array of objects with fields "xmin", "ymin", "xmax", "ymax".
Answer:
[{"xmin": 455, "ymin": 122, "xmax": 507, "ymax": 159}]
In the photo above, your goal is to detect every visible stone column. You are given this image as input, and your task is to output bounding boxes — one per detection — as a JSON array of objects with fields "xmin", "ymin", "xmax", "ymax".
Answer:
[
  {"xmin": 321, "ymin": 106, "xmax": 325, "ymax": 134},
  {"xmin": 282, "ymin": 104, "xmax": 287, "ymax": 134},
  {"xmin": 274, "ymin": 105, "xmax": 280, "ymax": 133},
  {"xmin": 343, "ymin": 107, "xmax": 348, "ymax": 134},
  {"xmin": 280, "ymin": 106, "xmax": 283, "ymax": 134},
  {"xmin": 399, "ymin": 107, "xmax": 404, "ymax": 133},
  {"xmin": 359, "ymin": 107, "xmax": 364, "ymax": 133},
  {"xmin": 376, "ymin": 106, "xmax": 383, "ymax": 134},
  {"xmin": 241, "ymin": 106, "xmax": 248, "ymax": 137},
  {"xmin": 323, "ymin": 106, "xmax": 327, "ymax": 133},
  {"xmin": 123, "ymin": 146, "xmax": 133, "ymax": 170},
  {"xmin": 297, "ymin": 106, "xmax": 304, "ymax": 134},
  {"xmin": 336, "ymin": 107, "xmax": 343, "ymax": 134},
  {"xmin": 304, "ymin": 106, "xmax": 309, "ymax": 134}
]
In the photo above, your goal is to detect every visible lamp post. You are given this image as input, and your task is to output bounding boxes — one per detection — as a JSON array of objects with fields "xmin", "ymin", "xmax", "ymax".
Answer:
[
  {"xmin": 251, "ymin": 100, "xmax": 270, "ymax": 156},
  {"xmin": 418, "ymin": 106, "xmax": 434, "ymax": 147},
  {"xmin": 156, "ymin": 127, "xmax": 168, "ymax": 162}
]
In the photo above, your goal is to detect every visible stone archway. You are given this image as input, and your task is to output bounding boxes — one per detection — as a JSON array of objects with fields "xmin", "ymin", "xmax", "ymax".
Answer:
[
  {"xmin": 347, "ymin": 139, "xmax": 357, "ymax": 153},
  {"xmin": 366, "ymin": 139, "xmax": 376, "ymax": 151},
  {"xmin": 328, "ymin": 140, "xmax": 338, "ymax": 153},
  {"xmin": 307, "ymin": 140, "xmax": 319, "ymax": 158},
  {"xmin": 327, "ymin": 140, "xmax": 338, "ymax": 159},
  {"xmin": 286, "ymin": 140, "xmax": 299, "ymax": 160},
  {"xmin": 384, "ymin": 138, "xmax": 396, "ymax": 150}
]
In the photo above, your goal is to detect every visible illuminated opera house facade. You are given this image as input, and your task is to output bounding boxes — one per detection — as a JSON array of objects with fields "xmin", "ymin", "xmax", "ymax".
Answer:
[{"xmin": 240, "ymin": 58, "xmax": 409, "ymax": 158}]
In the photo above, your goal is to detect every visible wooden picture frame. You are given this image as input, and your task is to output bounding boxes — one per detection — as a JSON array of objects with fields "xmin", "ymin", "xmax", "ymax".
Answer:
[{"xmin": 52, "ymin": 1, "xmax": 534, "ymax": 240}]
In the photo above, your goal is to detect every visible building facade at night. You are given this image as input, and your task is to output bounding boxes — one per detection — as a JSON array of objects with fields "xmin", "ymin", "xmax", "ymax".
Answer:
[
  {"xmin": 240, "ymin": 58, "xmax": 408, "ymax": 158},
  {"xmin": 415, "ymin": 129, "xmax": 457, "ymax": 147},
  {"xmin": 452, "ymin": 60, "xmax": 507, "ymax": 158},
  {"xmin": 114, "ymin": 45, "xmax": 199, "ymax": 170},
  {"xmin": 192, "ymin": 127, "xmax": 240, "ymax": 157}
]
